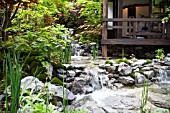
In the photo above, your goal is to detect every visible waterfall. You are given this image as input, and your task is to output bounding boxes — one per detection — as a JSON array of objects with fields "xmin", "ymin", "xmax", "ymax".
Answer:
[
  {"xmin": 73, "ymin": 44, "xmax": 82, "ymax": 56},
  {"xmin": 89, "ymin": 69, "xmax": 102, "ymax": 90},
  {"xmin": 159, "ymin": 69, "xmax": 170, "ymax": 83},
  {"xmin": 89, "ymin": 68, "xmax": 108, "ymax": 90}
]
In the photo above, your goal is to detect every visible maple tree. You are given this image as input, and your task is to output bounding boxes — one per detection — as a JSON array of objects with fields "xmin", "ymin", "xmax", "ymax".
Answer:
[{"xmin": 0, "ymin": 0, "xmax": 38, "ymax": 42}]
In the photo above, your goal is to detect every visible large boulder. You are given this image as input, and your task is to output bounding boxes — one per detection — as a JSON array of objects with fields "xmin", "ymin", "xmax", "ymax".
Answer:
[
  {"xmin": 71, "ymin": 77, "xmax": 89, "ymax": 94},
  {"xmin": 21, "ymin": 76, "xmax": 44, "ymax": 90},
  {"xmin": 106, "ymin": 66, "xmax": 117, "ymax": 74},
  {"xmin": 148, "ymin": 92, "xmax": 170, "ymax": 109},
  {"xmin": 48, "ymin": 83, "xmax": 76, "ymax": 101},
  {"xmin": 118, "ymin": 76, "xmax": 135, "ymax": 85},
  {"xmin": 143, "ymin": 70, "xmax": 155, "ymax": 79},
  {"xmin": 118, "ymin": 62, "xmax": 132, "ymax": 76},
  {"xmin": 164, "ymin": 54, "xmax": 170, "ymax": 66},
  {"xmin": 134, "ymin": 72, "xmax": 145, "ymax": 85}
]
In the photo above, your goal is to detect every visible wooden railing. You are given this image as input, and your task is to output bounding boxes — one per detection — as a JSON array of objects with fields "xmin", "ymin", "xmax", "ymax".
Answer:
[{"xmin": 103, "ymin": 18, "xmax": 169, "ymax": 39}]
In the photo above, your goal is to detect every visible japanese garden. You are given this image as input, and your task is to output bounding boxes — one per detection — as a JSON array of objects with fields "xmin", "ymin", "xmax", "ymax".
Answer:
[{"xmin": 0, "ymin": 0, "xmax": 170, "ymax": 113}]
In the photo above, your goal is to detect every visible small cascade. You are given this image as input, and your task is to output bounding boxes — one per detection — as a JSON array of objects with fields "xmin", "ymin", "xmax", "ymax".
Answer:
[
  {"xmin": 159, "ymin": 69, "xmax": 170, "ymax": 84},
  {"xmin": 89, "ymin": 68, "xmax": 108, "ymax": 90},
  {"xmin": 73, "ymin": 44, "xmax": 82, "ymax": 56},
  {"xmin": 89, "ymin": 69, "xmax": 102, "ymax": 90},
  {"xmin": 71, "ymin": 43, "xmax": 83, "ymax": 63}
]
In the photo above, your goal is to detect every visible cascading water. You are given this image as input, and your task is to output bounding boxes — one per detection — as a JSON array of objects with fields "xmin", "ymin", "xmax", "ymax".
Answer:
[
  {"xmin": 89, "ymin": 69, "xmax": 103, "ymax": 90},
  {"xmin": 159, "ymin": 69, "xmax": 170, "ymax": 84},
  {"xmin": 73, "ymin": 44, "xmax": 82, "ymax": 56}
]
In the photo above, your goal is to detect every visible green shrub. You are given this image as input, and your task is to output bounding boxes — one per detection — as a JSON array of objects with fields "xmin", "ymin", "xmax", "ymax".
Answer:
[{"xmin": 155, "ymin": 48, "xmax": 165, "ymax": 60}]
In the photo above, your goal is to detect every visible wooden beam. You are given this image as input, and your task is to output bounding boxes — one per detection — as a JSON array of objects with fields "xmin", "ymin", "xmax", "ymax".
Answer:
[
  {"xmin": 103, "ymin": 18, "xmax": 162, "ymax": 22},
  {"xmin": 102, "ymin": 0, "xmax": 108, "ymax": 57},
  {"xmin": 117, "ymin": 0, "xmax": 123, "ymax": 39},
  {"xmin": 108, "ymin": 26, "xmax": 129, "ymax": 29},
  {"xmin": 101, "ymin": 39, "xmax": 170, "ymax": 45}
]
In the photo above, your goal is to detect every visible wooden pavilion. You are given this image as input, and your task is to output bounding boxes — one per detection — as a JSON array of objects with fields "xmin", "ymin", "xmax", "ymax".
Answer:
[{"xmin": 102, "ymin": 0, "xmax": 170, "ymax": 57}]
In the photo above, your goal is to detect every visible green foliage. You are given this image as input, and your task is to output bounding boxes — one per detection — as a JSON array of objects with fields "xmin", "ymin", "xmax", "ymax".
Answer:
[
  {"xmin": 146, "ymin": 59, "xmax": 152, "ymax": 64},
  {"xmin": 20, "ymin": 87, "xmax": 59, "ymax": 113},
  {"xmin": 155, "ymin": 48, "xmax": 165, "ymax": 60},
  {"xmin": 105, "ymin": 60, "xmax": 113, "ymax": 65},
  {"xmin": 162, "ymin": 7, "xmax": 170, "ymax": 23},
  {"xmin": 78, "ymin": 0, "xmax": 102, "ymax": 24},
  {"xmin": 3, "ymin": 1, "xmax": 72, "ymax": 76},
  {"xmin": 116, "ymin": 58, "xmax": 130, "ymax": 65},
  {"xmin": 76, "ymin": 22, "xmax": 102, "ymax": 44}
]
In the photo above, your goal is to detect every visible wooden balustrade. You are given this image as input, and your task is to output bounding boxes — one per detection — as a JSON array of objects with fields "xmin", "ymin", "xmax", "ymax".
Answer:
[{"xmin": 103, "ymin": 18, "xmax": 169, "ymax": 39}]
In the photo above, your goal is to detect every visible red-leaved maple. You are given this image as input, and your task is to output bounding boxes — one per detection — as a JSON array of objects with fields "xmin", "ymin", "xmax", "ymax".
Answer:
[{"xmin": 0, "ymin": 0, "xmax": 38, "ymax": 42}]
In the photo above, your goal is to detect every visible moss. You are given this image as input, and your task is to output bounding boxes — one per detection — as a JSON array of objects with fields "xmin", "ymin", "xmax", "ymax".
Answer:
[
  {"xmin": 146, "ymin": 59, "xmax": 152, "ymax": 64},
  {"xmin": 50, "ymin": 77, "xmax": 63, "ymax": 86},
  {"xmin": 105, "ymin": 60, "xmax": 113, "ymax": 65},
  {"xmin": 31, "ymin": 66, "xmax": 47, "ymax": 76},
  {"xmin": 116, "ymin": 58, "xmax": 130, "ymax": 64},
  {"xmin": 37, "ymin": 74, "xmax": 48, "ymax": 82},
  {"xmin": 139, "ymin": 69, "xmax": 144, "ymax": 75},
  {"xmin": 67, "ymin": 65, "xmax": 74, "ymax": 70},
  {"xmin": 53, "ymin": 63, "xmax": 64, "ymax": 69},
  {"xmin": 130, "ymin": 72, "xmax": 135, "ymax": 78},
  {"xmin": 30, "ymin": 61, "xmax": 41, "ymax": 69}
]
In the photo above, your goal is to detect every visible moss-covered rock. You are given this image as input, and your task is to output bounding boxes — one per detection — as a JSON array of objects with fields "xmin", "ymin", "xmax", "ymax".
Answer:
[
  {"xmin": 50, "ymin": 77, "xmax": 63, "ymax": 86},
  {"xmin": 105, "ymin": 60, "xmax": 113, "ymax": 65},
  {"xmin": 53, "ymin": 63, "xmax": 64, "ymax": 70},
  {"xmin": 139, "ymin": 69, "xmax": 144, "ymax": 75},
  {"xmin": 30, "ymin": 61, "xmax": 41, "ymax": 69},
  {"xmin": 67, "ymin": 65, "xmax": 74, "ymax": 70},
  {"xmin": 36, "ymin": 74, "xmax": 48, "ymax": 82},
  {"xmin": 31, "ymin": 67, "xmax": 47, "ymax": 76},
  {"xmin": 146, "ymin": 59, "xmax": 152, "ymax": 64},
  {"xmin": 116, "ymin": 58, "xmax": 130, "ymax": 65},
  {"xmin": 130, "ymin": 72, "xmax": 135, "ymax": 78}
]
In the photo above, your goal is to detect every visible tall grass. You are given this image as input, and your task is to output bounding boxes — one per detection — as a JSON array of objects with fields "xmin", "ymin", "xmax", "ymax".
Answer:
[
  {"xmin": 58, "ymin": 45, "xmax": 72, "ymax": 64},
  {"xmin": 140, "ymin": 78, "xmax": 148, "ymax": 113},
  {"xmin": 5, "ymin": 51, "xmax": 23, "ymax": 113},
  {"xmin": 92, "ymin": 44, "xmax": 98, "ymax": 60}
]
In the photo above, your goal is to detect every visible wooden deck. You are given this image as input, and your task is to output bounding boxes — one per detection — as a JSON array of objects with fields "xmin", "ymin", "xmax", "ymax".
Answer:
[{"xmin": 101, "ymin": 0, "xmax": 170, "ymax": 57}]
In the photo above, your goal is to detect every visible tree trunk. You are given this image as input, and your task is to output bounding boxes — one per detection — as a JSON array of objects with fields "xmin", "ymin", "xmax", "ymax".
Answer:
[{"xmin": 2, "ymin": 8, "xmax": 11, "ymax": 42}]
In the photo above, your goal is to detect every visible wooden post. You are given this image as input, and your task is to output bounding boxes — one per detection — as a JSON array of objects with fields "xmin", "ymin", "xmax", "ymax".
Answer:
[
  {"xmin": 132, "ymin": 22, "xmax": 136, "ymax": 38},
  {"xmin": 117, "ymin": 0, "xmax": 123, "ymax": 38},
  {"xmin": 102, "ymin": 0, "xmax": 108, "ymax": 57},
  {"xmin": 162, "ymin": 23, "xmax": 165, "ymax": 39}
]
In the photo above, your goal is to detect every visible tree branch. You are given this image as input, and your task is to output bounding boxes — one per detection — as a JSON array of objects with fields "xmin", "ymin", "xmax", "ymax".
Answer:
[
  {"xmin": 10, "ymin": 1, "xmax": 21, "ymax": 21},
  {"xmin": 1, "ymin": 4, "xmax": 8, "ymax": 30}
]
